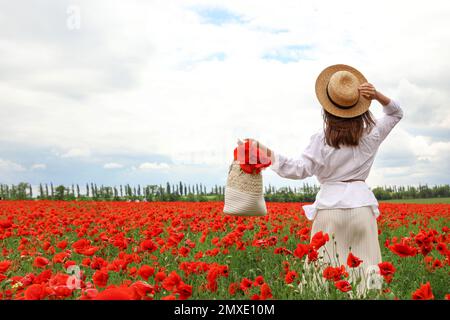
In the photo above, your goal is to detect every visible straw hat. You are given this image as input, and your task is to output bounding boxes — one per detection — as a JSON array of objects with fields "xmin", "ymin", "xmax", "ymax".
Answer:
[{"xmin": 315, "ymin": 64, "xmax": 372, "ymax": 118}]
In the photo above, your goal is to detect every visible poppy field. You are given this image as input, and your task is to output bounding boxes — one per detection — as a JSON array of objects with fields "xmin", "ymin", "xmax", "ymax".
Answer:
[{"xmin": 0, "ymin": 200, "xmax": 448, "ymax": 300}]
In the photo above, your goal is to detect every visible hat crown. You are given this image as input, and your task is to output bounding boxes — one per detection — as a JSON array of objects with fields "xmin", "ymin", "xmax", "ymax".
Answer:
[{"xmin": 327, "ymin": 70, "xmax": 360, "ymax": 107}]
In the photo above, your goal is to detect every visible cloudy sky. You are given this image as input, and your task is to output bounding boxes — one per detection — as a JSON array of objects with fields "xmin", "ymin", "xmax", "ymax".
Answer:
[{"xmin": 1, "ymin": 0, "xmax": 449, "ymax": 190}]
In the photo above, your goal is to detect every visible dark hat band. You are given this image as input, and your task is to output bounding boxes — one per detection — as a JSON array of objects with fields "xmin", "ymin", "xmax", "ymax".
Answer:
[{"xmin": 326, "ymin": 85, "xmax": 359, "ymax": 109}]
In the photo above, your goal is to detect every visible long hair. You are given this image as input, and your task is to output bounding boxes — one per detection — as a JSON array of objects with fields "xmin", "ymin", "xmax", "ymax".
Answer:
[{"xmin": 322, "ymin": 109, "xmax": 376, "ymax": 149}]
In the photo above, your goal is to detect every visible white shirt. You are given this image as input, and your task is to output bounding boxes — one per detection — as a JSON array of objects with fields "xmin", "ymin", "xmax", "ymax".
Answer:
[{"xmin": 271, "ymin": 99, "xmax": 403, "ymax": 220}]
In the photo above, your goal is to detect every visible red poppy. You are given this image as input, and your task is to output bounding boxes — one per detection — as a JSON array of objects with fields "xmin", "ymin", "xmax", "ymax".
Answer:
[
  {"xmin": 80, "ymin": 288, "xmax": 98, "ymax": 300},
  {"xmin": 162, "ymin": 271, "xmax": 182, "ymax": 291},
  {"xmin": 347, "ymin": 253, "xmax": 363, "ymax": 268},
  {"xmin": 240, "ymin": 278, "xmax": 253, "ymax": 291},
  {"xmin": 412, "ymin": 282, "xmax": 434, "ymax": 300},
  {"xmin": 94, "ymin": 286, "xmax": 134, "ymax": 300},
  {"xmin": 260, "ymin": 283, "xmax": 273, "ymax": 300},
  {"xmin": 378, "ymin": 262, "xmax": 396, "ymax": 276},
  {"xmin": 92, "ymin": 269, "xmax": 109, "ymax": 288},
  {"xmin": 310, "ymin": 231, "xmax": 329, "ymax": 250},
  {"xmin": 174, "ymin": 282, "xmax": 193, "ymax": 300},
  {"xmin": 334, "ymin": 280, "xmax": 352, "ymax": 293},
  {"xmin": 155, "ymin": 271, "xmax": 166, "ymax": 283},
  {"xmin": 229, "ymin": 283, "xmax": 239, "ymax": 296},
  {"xmin": 33, "ymin": 257, "xmax": 50, "ymax": 268},
  {"xmin": 307, "ymin": 249, "xmax": 318, "ymax": 262},
  {"xmin": 389, "ymin": 243, "xmax": 417, "ymax": 257},
  {"xmin": 56, "ymin": 240, "xmax": 68, "ymax": 250},
  {"xmin": 140, "ymin": 239, "xmax": 158, "ymax": 253},
  {"xmin": 138, "ymin": 265, "xmax": 155, "ymax": 281},
  {"xmin": 24, "ymin": 284, "xmax": 50, "ymax": 300},
  {"xmin": 323, "ymin": 265, "xmax": 348, "ymax": 281},
  {"xmin": 254, "ymin": 276, "xmax": 265, "ymax": 286},
  {"xmin": 436, "ymin": 242, "xmax": 448, "ymax": 255},
  {"xmin": 285, "ymin": 270, "xmax": 298, "ymax": 284},
  {"xmin": 0, "ymin": 260, "xmax": 12, "ymax": 273},
  {"xmin": 233, "ymin": 139, "xmax": 271, "ymax": 174},
  {"xmin": 130, "ymin": 281, "xmax": 155, "ymax": 299},
  {"xmin": 432, "ymin": 259, "xmax": 443, "ymax": 269},
  {"xmin": 293, "ymin": 243, "xmax": 309, "ymax": 259}
]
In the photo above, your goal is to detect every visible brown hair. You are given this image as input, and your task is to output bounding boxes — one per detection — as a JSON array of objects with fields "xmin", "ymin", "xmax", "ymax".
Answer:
[{"xmin": 322, "ymin": 110, "xmax": 376, "ymax": 148}]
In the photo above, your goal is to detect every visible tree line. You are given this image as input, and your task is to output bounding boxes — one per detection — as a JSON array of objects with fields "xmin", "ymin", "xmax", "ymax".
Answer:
[{"xmin": 0, "ymin": 182, "xmax": 449, "ymax": 202}]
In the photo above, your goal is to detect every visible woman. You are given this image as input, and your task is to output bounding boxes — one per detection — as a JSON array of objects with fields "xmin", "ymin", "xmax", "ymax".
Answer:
[{"xmin": 249, "ymin": 64, "xmax": 403, "ymax": 294}]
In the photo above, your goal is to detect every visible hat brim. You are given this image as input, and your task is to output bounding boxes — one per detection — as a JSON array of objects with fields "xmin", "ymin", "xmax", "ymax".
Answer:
[{"xmin": 315, "ymin": 64, "xmax": 371, "ymax": 118}]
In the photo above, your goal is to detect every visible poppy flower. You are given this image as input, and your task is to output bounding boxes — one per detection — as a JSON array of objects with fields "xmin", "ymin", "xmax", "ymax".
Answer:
[
  {"xmin": 347, "ymin": 253, "xmax": 363, "ymax": 268},
  {"xmin": 80, "ymin": 288, "xmax": 99, "ymax": 300},
  {"xmin": 140, "ymin": 239, "xmax": 158, "ymax": 253},
  {"xmin": 228, "ymin": 283, "xmax": 239, "ymax": 296},
  {"xmin": 94, "ymin": 286, "xmax": 134, "ymax": 300},
  {"xmin": 174, "ymin": 282, "xmax": 193, "ymax": 300},
  {"xmin": 260, "ymin": 283, "xmax": 273, "ymax": 300},
  {"xmin": 138, "ymin": 265, "xmax": 155, "ymax": 281},
  {"xmin": 254, "ymin": 276, "xmax": 265, "ymax": 286},
  {"xmin": 307, "ymin": 249, "xmax": 318, "ymax": 262},
  {"xmin": 233, "ymin": 140, "xmax": 271, "ymax": 174},
  {"xmin": 334, "ymin": 280, "xmax": 352, "ymax": 293},
  {"xmin": 285, "ymin": 271, "xmax": 298, "ymax": 284},
  {"xmin": 130, "ymin": 281, "xmax": 155, "ymax": 299},
  {"xmin": 412, "ymin": 282, "xmax": 434, "ymax": 300},
  {"xmin": 310, "ymin": 231, "xmax": 329, "ymax": 250},
  {"xmin": 155, "ymin": 271, "xmax": 166, "ymax": 283},
  {"xmin": 0, "ymin": 260, "xmax": 12, "ymax": 273},
  {"xmin": 162, "ymin": 271, "xmax": 182, "ymax": 291},
  {"xmin": 378, "ymin": 262, "xmax": 395, "ymax": 276},
  {"xmin": 389, "ymin": 243, "xmax": 417, "ymax": 257},
  {"xmin": 24, "ymin": 284, "xmax": 50, "ymax": 300},
  {"xmin": 293, "ymin": 243, "xmax": 309, "ymax": 259},
  {"xmin": 56, "ymin": 240, "xmax": 68, "ymax": 250},
  {"xmin": 240, "ymin": 278, "xmax": 253, "ymax": 291},
  {"xmin": 33, "ymin": 257, "xmax": 50, "ymax": 268},
  {"xmin": 92, "ymin": 269, "xmax": 109, "ymax": 288},
  {"xmin": 436, "ymin": 242, "xmax": 448, "ymax": 255}
]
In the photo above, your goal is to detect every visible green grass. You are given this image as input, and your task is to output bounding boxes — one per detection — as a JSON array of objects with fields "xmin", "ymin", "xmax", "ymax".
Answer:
[{"xmin": 380, "ymin": 197, "xmax": 450, "ymax": 204}]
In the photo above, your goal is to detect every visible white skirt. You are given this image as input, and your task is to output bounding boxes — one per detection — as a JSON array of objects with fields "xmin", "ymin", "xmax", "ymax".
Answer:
[{"xmin": 308, "ymin": 206, "xmax": 383, "ymax": 296}]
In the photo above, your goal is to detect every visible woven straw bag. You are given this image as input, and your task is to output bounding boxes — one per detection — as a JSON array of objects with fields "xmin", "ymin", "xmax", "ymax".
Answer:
[{"xmin": 223, "ymin": 160, "xmax": 267, "ymax": 216}]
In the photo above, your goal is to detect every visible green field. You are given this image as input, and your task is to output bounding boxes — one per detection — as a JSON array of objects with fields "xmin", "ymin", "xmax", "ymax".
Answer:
[{"xmin": 380, "ymin": 197, "xmax": 450, "ymax": 204}]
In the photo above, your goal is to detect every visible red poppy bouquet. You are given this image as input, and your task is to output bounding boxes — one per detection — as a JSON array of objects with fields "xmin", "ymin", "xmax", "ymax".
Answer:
[
  {"xmin": 233, "ymin": 139, "xmax": 272, "ymax": 174},
  {"xmin": 223, "ymin": 139, "xmax": 269, "ymax": 216}
]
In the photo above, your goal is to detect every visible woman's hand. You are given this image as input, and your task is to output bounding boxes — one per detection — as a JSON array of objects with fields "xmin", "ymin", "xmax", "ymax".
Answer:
[
  {"xmin": 358, "ymin": 82, "xmax": 377, "ymax": 100},
  {"xmin": 359, "ymin": 82, "xmax": 391, "ymax": 106}
]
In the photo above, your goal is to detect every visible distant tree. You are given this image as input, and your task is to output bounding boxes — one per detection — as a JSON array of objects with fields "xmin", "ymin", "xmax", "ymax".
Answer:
[{"xmin": 55, "ymin": 185, "xmax": 66, "ymax": 200}]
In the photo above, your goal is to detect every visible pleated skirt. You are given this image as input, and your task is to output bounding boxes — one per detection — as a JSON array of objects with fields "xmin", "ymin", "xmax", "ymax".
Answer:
[{"xmin": 305, "ymin": 206, "xmax": 383, "ymax": 296}]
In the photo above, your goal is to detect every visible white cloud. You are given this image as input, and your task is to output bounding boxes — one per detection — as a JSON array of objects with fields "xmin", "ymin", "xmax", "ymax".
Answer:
[
  {"xmin": 0, "ymin": 159, "xmax": 26, "ymax": 172},
  {"xmin": 138, "ymin": 162, "xmax": 170, "ymax": 170},
  {"xmin": 60, "ymin": 148, "xmax": 91, "ymax": 158},
  {"xmin": 30, "ymin": 163, "xmax": 47, "ymax": 170},
  {"xmin": 103, "ymin": 162, "xmax": 124, "ymax": 169}
]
